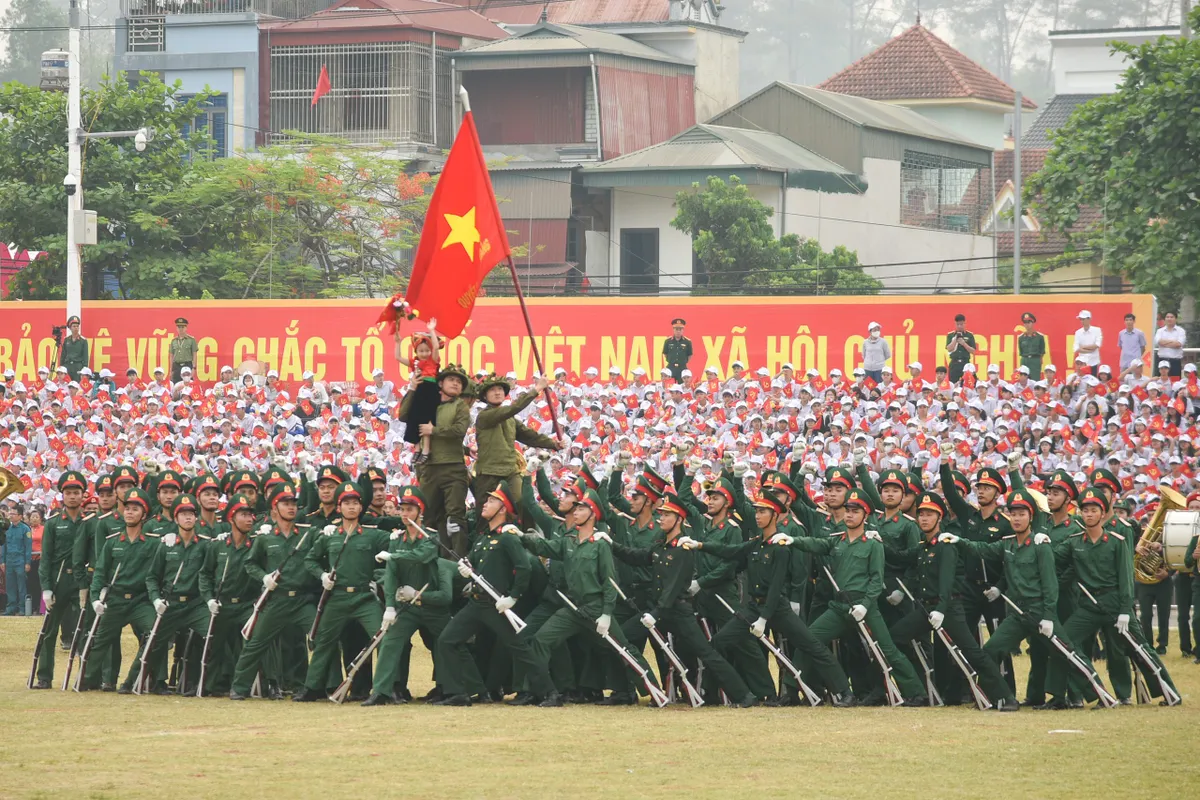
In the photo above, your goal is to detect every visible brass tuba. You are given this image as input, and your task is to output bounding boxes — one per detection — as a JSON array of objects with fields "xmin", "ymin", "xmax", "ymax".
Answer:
[
  {"xmin": 0, "ymin": 466, "xmax": 22, "ymax": 501},
  {"xmin": 1134, "ymin": 485, "xmax": 1187, "ymax": 584}
]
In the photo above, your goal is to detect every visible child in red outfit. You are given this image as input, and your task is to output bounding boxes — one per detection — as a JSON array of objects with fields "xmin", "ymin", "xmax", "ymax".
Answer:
[{"xmin": 395, "ymin": 318, "xmax": 442, "ymax": 464}]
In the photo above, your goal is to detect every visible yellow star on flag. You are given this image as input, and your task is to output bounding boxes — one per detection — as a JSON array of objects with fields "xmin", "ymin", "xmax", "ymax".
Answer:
[{"xmin": 441, "ymin": 207, "xmax": 481, "ymax": 262}]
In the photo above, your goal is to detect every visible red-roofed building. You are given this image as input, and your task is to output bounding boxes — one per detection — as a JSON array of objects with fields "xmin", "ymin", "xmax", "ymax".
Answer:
[{"xmin": 818, "ymin": 24, "xmax": 1036, "ymax": 149}]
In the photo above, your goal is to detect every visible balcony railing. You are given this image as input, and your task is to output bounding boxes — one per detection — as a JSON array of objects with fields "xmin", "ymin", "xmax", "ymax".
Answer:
[{"xmin": 121, "ymin": 0, "xmax": 335, "ymax": 19}]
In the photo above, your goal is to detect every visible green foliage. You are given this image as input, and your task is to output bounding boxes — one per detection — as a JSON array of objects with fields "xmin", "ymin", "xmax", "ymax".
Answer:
[
  {"xmin": 1025, "ymin": 12, "xmax": 1200, "ymax": 306},
  {"xmin": 0, "ymin": 0, "xmax": 66, "ymax": 87},
  {"xmin": 671, "ymin": 175, "xmax": 881, "ymax": 295}
]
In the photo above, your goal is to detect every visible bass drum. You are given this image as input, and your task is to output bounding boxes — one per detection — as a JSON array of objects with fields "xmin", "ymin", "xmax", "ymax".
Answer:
[{"xmin": 1163, "ymin": 510, "xmax": 1200, "ymax": 573}]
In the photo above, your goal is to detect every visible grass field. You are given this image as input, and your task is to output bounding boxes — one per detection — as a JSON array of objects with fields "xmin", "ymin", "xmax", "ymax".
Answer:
[{"xmin": 2, "ymin": 617, "xmax": 1199, "ymax": 799}]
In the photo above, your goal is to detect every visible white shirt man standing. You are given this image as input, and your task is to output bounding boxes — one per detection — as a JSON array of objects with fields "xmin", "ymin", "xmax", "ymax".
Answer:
[
  {"xmin": 1153, "ymin": 311, "xmax": 1186, "ymax": 379},
  {"xmin": 1072, "ymin": 310, "xmax": 1103, "ymax": 368}
]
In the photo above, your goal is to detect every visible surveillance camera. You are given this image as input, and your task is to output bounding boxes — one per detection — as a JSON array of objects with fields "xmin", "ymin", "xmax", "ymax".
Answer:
[
  {"xmin": 63, "ymin": 173, "xmax": 79, "ymax": 196},
  {"xmin": 134, "ymin": 129, "xmax": 147, "ymax": 152}
]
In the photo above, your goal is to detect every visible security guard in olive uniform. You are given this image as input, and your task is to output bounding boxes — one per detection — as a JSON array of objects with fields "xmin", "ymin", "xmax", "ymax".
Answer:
[
  {"xmin": 31, "ymin": 471, "xmax": 90, "ymax": 688},
  {"xmin": 168, "ymin": 317, "xmax": 198, "ymax": 382},
  {"xmin": 662, "ymin": 318, "xmax": 693, "ymax": 382}
]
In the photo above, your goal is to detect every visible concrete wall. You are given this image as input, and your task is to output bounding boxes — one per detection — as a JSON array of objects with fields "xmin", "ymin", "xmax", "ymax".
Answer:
[
  {"xmin": 904, "ymin": 105, "xmax": 1006, "ymax": 149},
  {"xmin": 1050, "ymin": 29, "xmax": 1179, "ymax": 95},
  {"xmin": 117, "ymin": 14, "xmax": 259, "ymax": 154}
]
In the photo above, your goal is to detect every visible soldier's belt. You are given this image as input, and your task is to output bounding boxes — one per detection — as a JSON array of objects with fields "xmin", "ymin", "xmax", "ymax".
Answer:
[
  {"xmin": 226, "ymin": 597, "xmax": 242, "ymax": 604},
  {"xmin": 286, "ymin": 590, "xmax": 299, "ymax": 597},
  {"xmin": 337, "ymin": 586, "xmax": 367, "ymax": 593},
  {"xmin": 122, "ymin": 593, "xmax": 134, "ymax": 600},
  {"xmin": 65, "ymin": 568, "xmax": 73, "ymax": 574},
  {"xmin": 176, "ymin": 595, "xmax": 192, "ymax": 603}
]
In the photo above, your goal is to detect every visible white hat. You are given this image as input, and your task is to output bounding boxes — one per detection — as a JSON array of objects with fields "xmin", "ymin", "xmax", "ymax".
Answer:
[
  {"xmin": 1017, "ymin": 365, "xmax": 1030, "ymax": 374},
  {"xmin": 302, "ymin": 370, "xmax": 314, "ymax": 380},
  {"xmin": 987, "ymin": 364, "xmax": 999, "ymax": 374},
  {"xmin": 1078, "ymin": 310, "xmax": 1092, "ymax": 319},
  {"xmin": 632, "ymin": 367, "xmax": 646, "ymax": 376},
  {"xmin": 1044, "ymin": 363, "xmax": 1057, "ymax": 372},
  {"xmin": 372, "ymin": 368, "xmax": 385, "ymax": 377},
  {"xmin": 909, "ymin": 361, "xmax": 923, "ymax": 371},
  {"xmin": 609, "ymin": 366, "xmax": 621, "ymax": 375},
  {"xmin": 1185, "ymin": 364, "xmax": 1197, "ymax": 373},
  {"xmin": 1158, "ymin": 360, "xmax": 1170, "ymax": 368},
  {"xmin": 1098, "ymin": 364, "xmax": 1112, "ymax": 373},
  {"xmin": 267, "ymin": 370, "xmax": 279, "ymax": 378},
  {"xmin": 732, "ymin": 360, "xmax": 745, "ymax": 369},
  {"xmin": 868, "ymin": 321, "xmax": 880, "ymax": 331},
  {"xmin": 585, "ymin": 367, "xmax": 598, "ymax": 376}
]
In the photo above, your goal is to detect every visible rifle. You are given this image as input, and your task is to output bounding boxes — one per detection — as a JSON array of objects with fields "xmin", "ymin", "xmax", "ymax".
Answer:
[
  {"xmin": 196, "ymin": 556, "xmax": 231, "ymax": 697},
  {"xmin": 608, "ymin": 578, "xmax": 703, "ymax": 707},
  {"xmin": 1000, "ymin": 592, "xmax": 1117, "ymax": 708},
  {"xmin": 555, "ymin": 590, "xmax": 669, "ymax": 708},
  {"xmin": 135, "ymin": 558, "xmax": 187, "ymax": 694},
  {"xmin": 27, "ymin": 561, "xmax": 66, "ymax": 688},
  {"xmin": 73, "ymin": 563, "xmax": 122, "ymax": 692},
  {"xmin": 62, "ymin": 592, "xmax": 89, "ymax": 691},
  {"xmin": 712, "ymin": 593, "xmax": 821, "ymax": 706},
  {"xmin": 1077, "ymin": 582, "xmax": 1179, "ymax": 706},
  {"xmin": 437, "ymin": 541, "xmax": 526, "ymax": 633},
  {"xmin": 307, "ymin": 527, "xmax": 355, "ymax": 649},
  {"xmin": 329, "ymin": 582, "xmax": 428, "ymax": 704},
  {"xmin": 897, "ymin": 579, "xmax": 989, "ymax": 710},
  {"xmin": 241, "ymin": 527, "xmax": 312, "ymax": 641},
  {"xmin": 695, "ymin": 615, "xmax": 731, "ymax": 707},
  {"xmin": 823, "ymin": 565, "xmax": 904, "ymax": 706}
]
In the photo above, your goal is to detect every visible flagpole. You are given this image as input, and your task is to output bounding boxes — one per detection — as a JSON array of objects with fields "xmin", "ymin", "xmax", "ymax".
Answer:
[{"xmin": 505, "ymin": 253, "xmax": 563, "ymax": 442}]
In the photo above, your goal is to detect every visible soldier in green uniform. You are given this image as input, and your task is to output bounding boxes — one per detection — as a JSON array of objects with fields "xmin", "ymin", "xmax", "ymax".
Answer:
[
  {"xmin": 294, "ymin": 482, "xmax": 390, "ymax": 701},
  {"xmin": 1018, "ymin": 312, "xmax": 1046, "ymax": 378},
  {"xmin": 886, "ymin": 492, "xmax": 1018, "ymax": 709},
  {"xmin": 473, "ymin": 372, "xmax": 562, "ymax": 535},
  {"xmin": 82, "ymin": 488, "xmax": 160, "ymax": 690},
  {"xmin": 198, "ymin": 492, "xmax": 260, "ymax": 696},
  {"xmin": 168, "ymin": 317, "xmax": 198, "ymax": 382},
  {"xmin": 775, "ymin": 489, "xmax": 927, "ymax": 703},
  {"xmin": 191, "ymin": 473, "xmax": 229, "ymax": 541},
  {"xmin": 1090, "ymin": 468, "xmax": 1142, "ymax": 697},
  {"xmin": 434, "ymin": 481, "xmax": 551, "ymax": 706},
  {"xmin": 31, "ymin": 471, "xmax": 89, "ymax": 688},
  {"xmin": 662, "ymin": 318, "xmax": 693, "ymax": 382},
  {"xmin": 59, "ymin": 316, "xmax": 89, "ymax": 380},
  {"xmin": 72, "ymin": 472, "xmax": 123, "ymax": 689},
  {"xmin": 687, "ymin": 493, "xmax": 855, "ymax": 706},
  {"xmin": 858, "ymin": 468, "xmax": 921, "ymax": 629},
  {"xmin": 1183, "ymin": 526, "xmax": 1200, "ymax": 663},
  {"xmin": 399, "ymin": 364, "xmax": 471, "ymax": 556},
  {"xmin": 363, "ymin": 486, "xmax": 455, "ymax": 706},
  {"xmin": 608, "ymin": 490, "xmax": 757, "ymax": 707},
  {"xmin": 144, "ymin": 470, "xmax": 184, "ymax": 535},
  {"xmin": 941, "ymin": 489, "xmax": 1104, "ymax": 709},
  {"xmin": 945, "ymin": 313, "xmax": 977, "ymax": 383},
  {"xmin": 672, "ymin": 466, "xmax": 741, "ymax": 636},
  {"xmin": 230, "ymin": 485, "xmax": 317, "ymax": 700}
]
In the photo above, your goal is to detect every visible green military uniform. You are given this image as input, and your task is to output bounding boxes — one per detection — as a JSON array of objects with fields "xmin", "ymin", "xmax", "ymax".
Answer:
[
  {"xmin": 197, "ymin": 515, "xmax": 258, "ymax": 695},
  {"xmin": 33, "ymin": 472, "xmax": 90, "ymax": 686},
  {"xmin": 672, "ymin": 467, "xmax": 741, "ymax": 631},
  {"xmin": 662, "ymin": 324, "xmax": 693, "ymax": 382},
  {"xmin": 399, "ymin": 365, "xmax": 471, "ymax": 556},
  {"xmin": 945, "ymin": 327, "xmax": 977, "ymax": 382},
  {"xmin": 169, "ymin": 319, "xmax": 198, "ymax": 382},
  {"xmin": 59, "ymin": 333, "xmax": 89, "ymax": 381},
  {"xmin": 859, "ymin": 469, "xmax": 922, "ymax": 624},
  {"xmin": 1018, "ymin": 330, "xmax": 1046, "ymax": 378}
]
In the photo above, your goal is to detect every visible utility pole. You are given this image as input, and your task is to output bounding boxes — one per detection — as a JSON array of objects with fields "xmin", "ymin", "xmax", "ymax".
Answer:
[
  {"xmin": 1183, "ymin": 1, "xmax": 1192, "ymax": 38},
  {"xmin": 1013, "ymin": 91, "xmax": 1022, "ymax": 295},
  {"xmin": 66, "ymin": 0, "xmax": 83, "ymax": 322}
]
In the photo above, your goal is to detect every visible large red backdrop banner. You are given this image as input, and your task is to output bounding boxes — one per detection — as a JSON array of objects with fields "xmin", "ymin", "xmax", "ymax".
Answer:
[{"xmin": 0, "ymin": 295, "xmax": 1155, "ymax": 386}]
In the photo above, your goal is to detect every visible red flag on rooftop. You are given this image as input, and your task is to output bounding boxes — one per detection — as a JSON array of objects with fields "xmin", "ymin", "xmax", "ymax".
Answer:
[
  {"xmin": 403, "ymin": 108, "xmax": 511, "ymax": 339},
  {"xmin": 311, "ymin": 64, "xmax": 331, "ymax": 106}
]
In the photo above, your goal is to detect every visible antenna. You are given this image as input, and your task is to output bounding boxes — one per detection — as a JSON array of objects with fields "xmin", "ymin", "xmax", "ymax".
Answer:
[
  {"xmin": 540, "ymin": 3, "xmax": 549, "ymax": 23},
  {"xmin": 916, "ymin": 1, "xmax": 922, "ymax": 26}
]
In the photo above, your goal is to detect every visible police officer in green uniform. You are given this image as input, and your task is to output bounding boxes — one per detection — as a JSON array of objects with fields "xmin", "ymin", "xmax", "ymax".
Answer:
[
  {"xmin": 82, "ymin": 488, "xmax": 160, "ymax": 690},
  {"xmin": 662, "ymin": 318, "xmax": 693, "ymax": 382},
  {"xmin": 399, "ymin": 364, "xmax": 471, "ymax": 557},
  {"xmin": 31, "ymin": 471, "xmax": 89, "ymax": 688},
  {"xmin": 58, "ymin": 316, "xmax": 89, "ymax": 381},
  {"xmin": 1018, "ymin": 312, "xmax": 1046, "ymax": 378},
  {"xmin": 168, "ymin": 317, "xmax": 198, "ymax": 382}
]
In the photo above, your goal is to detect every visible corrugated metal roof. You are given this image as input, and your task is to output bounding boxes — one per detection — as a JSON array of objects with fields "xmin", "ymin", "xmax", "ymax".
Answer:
[
  {"xmin": 455, "ymin": 21, "xmax": 689, "ymax": 65},
  {"xmin": 444, "ymin": 0, "xmax": 670, "ymax": 25},
  {"xmin": 580, "ymin": 123, "xmax": 865, "ymax": 192},
  {"xmin": 266, "ymin": 0, "xmax": 506, "ymax": 39},
  {"xmin": 1023, "ymin": 94, "xmax": 1102, "ymax": 148}
]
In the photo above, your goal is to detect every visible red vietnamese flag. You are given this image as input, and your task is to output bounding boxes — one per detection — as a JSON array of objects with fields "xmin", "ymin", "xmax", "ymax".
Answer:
[
  {"xmin": 404, "ymin": 108, "xmax": 511, "ymax": 338},
  {"xmin": 311, "ymin": 64, "xmax": 331, "ymax": 105}
]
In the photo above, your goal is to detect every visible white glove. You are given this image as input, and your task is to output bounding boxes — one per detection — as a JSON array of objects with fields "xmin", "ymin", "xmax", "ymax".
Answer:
[
  {"xmin": 42, "ymin": 590, "xmax": 54, "ymax": 611},
  {"xmin": 1039, "ymin": 619, "xmax": 1054, "ymax": 638},
  {"xmin": 381, "ymin": 607, "xmax": 397, "ymax": 630},
  {"xmin": 375, "ymin": 551, "xmax": 392, "ymax": 563},
  {"xmin": 92, "ymin": 599, "xmax": 106, "ymax": 615},
  {"xmin": 750, "ymin": 616, "xmax": 767, "ymax": 638},
  {"xmin": 886, "ymin": 589, "xmax": 903, "ymax": 606},
  {"xmin": 1115, "ymin": 613, "xmax": 1130, "ymax": 635},
  {"xmin": 677, "ymin": 536, "xmax": 701, "ymax": 550},
  {"xmin": 732, "ymin": 462, "xmax": 749, "ymax": 478},
  {"xmin": 258, "ymin": 524, "xmax": 273, "ymax": 536},
  {"xmin": 640, "ymin": 612, "xmax": 656, "ymax": 629},
  {"xmin": 207, "ymin": 599, "xmax": 220, "ymax": 615},
  {"xmin": 938, "ymin": 533, "xmax": 960, "ymax": 544},
  {"xmin": 390, "ymin": 530, "xmax": 402, "ymax": 540},
  {"xmin": 304, "ymin": 465, "xmax": 318, "ymax": 484},
  {"xmin": 527, "ymin": 455, "xmax": 542, "ymax": 473},
  {"xmin": 687, "ymin": 579, "xmax": 701, "ymax": 596},
  {"xmin": 323, "ymin": 525, "xmax": 338, "ymax": 536},
  {"xmin": 769, "ymin": 533, "xmax": 794, "ymax": 546},
  {"xmin": 457, "ymin": 559, "xmax": 472, "ymax": 579},
  {"xmin": 162, "ymin": 533, "xmax": 178, "ymax": 548},
  {"xmin": 216, "ymin": 532, "xmax": 230, "ymax": 542},
  {"xmin": 596, "ymin": 613, "xmax": 612, "ymax": 637},
  {"xmin": 501, "ymin": 524, "xmax": 524, "ymax": 537},
  {"xmin": 153, "ymin": 598, "xmax": 169, "ymax": 615},
  {"xmin": 939, "ymin": 451, "xmax": 951, "ymax": 465},
  {"xmin": 839, "ymin": 460, "xmax": 854, "ymax": 471},
  {"xmin": 800, "ymin": 462, "xmax": 817, "ymax": 478},
  {"xmin": 321, "ymin": 572, "xmax": 335, "ymax": 591},
  {"xmin": 398, "ymin": 585, "xmax": 417, "ymax": 603},
  {"xmin": 983, "ymin": 586, "xmax": 1001, "ymax": 603},
  {"xmin": 853, "ymin": 447, "xmax": 867, "ymax": 466},
  {"xmin": 591, "ymin": 530, "xmax": 613, "ymax": 544},
  {"xmin": 850, "ymin": 604, "xmax": 867, "ymax": 622},
  {"xmin": 1007, "ymin": 447, "xmax": 1023, "ymax": 469},
  {"xmin": 790, "ymin": 601, "xmax": 801, "ymax": 616},
  {"xmin": 262, "ymin": 573, "xmax": 278, "ymax": 592},
  {"xmin": 495, "ymin": 595, "xmax": 516, "ymax": 614},
  {"xmin": 1033, "ymin": 533, "xmax": 1051, "ymax": 545},
  {"xmin": 864, "ymin": 530, "xmax": 882, "ymax": 542},
  {"xmin": 928, "ymin": 610, "xmax": 944, "ymax": 630},
  {"xmin": 686, "ymin": 455, "xmax": 703, "ymax": 475}
]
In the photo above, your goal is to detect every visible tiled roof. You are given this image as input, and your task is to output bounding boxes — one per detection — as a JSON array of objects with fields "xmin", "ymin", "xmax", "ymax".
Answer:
[
  {"xmin": 983, "ymin": 147, "xmax": 1103, "ymax": 256},
  {"xmin": 818, "ymin": 24, "xmax": 1037, "ymax": 109},
  {"xmin": 1023, "ymin": 94, "xmax": 1102, "ymax": 148},
  {"xmin": 444, "ymin": 0, "xmax": 669, "ymax": 25},
  {"xmin": 267, "ymin": 0, "xmax": 506, "ymax": 39}
]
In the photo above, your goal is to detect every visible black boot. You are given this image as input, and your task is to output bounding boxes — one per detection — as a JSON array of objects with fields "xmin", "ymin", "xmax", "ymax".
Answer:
[
  {"xmin": 117, "ymin": 683, "xmax": 133, "ymax": 695},
  {"xmin": 31, "ymin": 680, "xmax": 51, "ymax": 690},
  {"xmin": 229, "ymin": 690, "xmax": 247, "ymax": 701},
  {"xmin": 422, "ymin": 686, "xmax": 446, "ymax": 704},
  {"xmin": 996, "ymin": 698, "xmax": 1020, "ymax": 712},
  {"xmin": 734, "ymin": 694, "xmax": 757, "ymax": 708},
  {"xmin": 101, "ymin": 682, "xmax": 116, "ymax": 692},
  {"xmin": 361, "ymin": 693, "xmax": 392, "ymax": 707},
  {"xmin": 1034, "ymin": 699, "xmax": 1068, "ymax": 710},
  {"xmin": 433, "ymin": 693, "xmax": 472, "ymax": 707},
  {"xmin": 506, "ymin": 692, "xmax": 537, "ymax": 706},
  {"xmin": 831, "ymin": 690, "xmax": 858, "ymax": 708},
  {"xmin": 537, "ymin": 692, "xmax": 564, "ymax": 707},
  {"xmin": 292, "ymin": 688, "xmax": 323, "ymax": 702},
  {"xmin": 599, "ymin": 692, "xmax": 636, "ymax": 706}
]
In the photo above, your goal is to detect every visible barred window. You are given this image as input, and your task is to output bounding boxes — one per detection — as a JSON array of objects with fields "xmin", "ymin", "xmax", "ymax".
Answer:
[
  {"xmin": 900, "ymin": 150, "xmax": 990, "ymax": 234},
  {"xmin": 180, "ymin": 93, "xmax": 228, "ymax": 159}
]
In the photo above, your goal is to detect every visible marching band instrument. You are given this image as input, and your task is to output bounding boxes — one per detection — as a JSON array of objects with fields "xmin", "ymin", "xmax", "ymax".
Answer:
[
  {"xmin": 1162, "ymin": 509, "xmax": 1200, "ymax": 574},
  {"xmin": 1134, "ymin": 485, "xmax": 1186, "ymax": 584}
]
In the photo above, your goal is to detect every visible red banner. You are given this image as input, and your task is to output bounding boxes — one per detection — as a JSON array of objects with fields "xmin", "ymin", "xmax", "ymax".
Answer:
[{"xmin": 0, "ymin": 294, "xmax": 1155, "ymax": 386}]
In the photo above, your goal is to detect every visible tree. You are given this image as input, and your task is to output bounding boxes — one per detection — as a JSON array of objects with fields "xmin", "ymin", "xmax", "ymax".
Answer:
[
  {"xmin": 0, "ymin": 0, "xmax": 67, "ymax": 87},
  {"xmin": 0, "ymin": 74, "xmax": 213, "ymax": 300},
  {"xmin": 1024, "ymin": 11, "xmax": 1200, "ymax": 309},
  {"xmin": 671, "ymin": 175, "xmax": 882, "ymax": 295}
]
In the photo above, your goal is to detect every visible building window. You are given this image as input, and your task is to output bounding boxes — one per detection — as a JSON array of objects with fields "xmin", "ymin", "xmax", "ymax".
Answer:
[
  {"xmin": 269, "ymin": 42, "xmax": 452, "ymax": 147},
  {"xmin": 620, "ymin": 229, "xmax": 659, "ymax": 294},
  {"xmin": 900, "ymin": 150, "xmax": 990, "ymax": 234},
  {"xmin": 180, "ymin": 93, "xmax": 228, "ymax": 159}
]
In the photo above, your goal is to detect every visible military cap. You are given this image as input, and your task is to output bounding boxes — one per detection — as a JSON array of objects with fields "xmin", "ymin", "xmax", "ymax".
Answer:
[
  {"xmin": 224, "ymin": 492, "xmax": 255, "ymax": 521},
  {"xmin": 364, "ymin": 466, "xmax": 388, "ymax": 485},
  {"xmin": 398, "ymin": 485, "xmax": 425, "ymax": 511},
  {"xmin": 950, "ymin": 470, "xmax": 971, "ymax": 495},
  {"xmin": 1006, "ymin": 489, "xmax": 1038, "ymax": 514},
  {"xmin": 95, "ymin": 474, "xmax": 115, "ymax": 494},
  {"xmin": 477, "ymin": 372, "xmax": 512, "ymax": 397},
  {"xmin": 657, "ymin": 491, "xmax": 689, "ymax": 520},
  {"xmin": 752, "ymin": 492, "xmax": 787, "ymax": 514},
  {"xmin": 878, "ymin": 469, "xmax": 908, "ymax": 491},
  {"xmin": 1090, "ymin": 468, "xmax": 1120, "ymax": 495},
  {"xmin": 915, "ymin": 491, "xmax": 947, "ymax": 517},
  {"xmin": 335, "ymin": 480, "xmax": 362, "ymax": 506},
  {"xmin": 316, "ymin": 464, "xmax": 348, "ymax": 486},
  {"xmin": 975, "ymin": 467, "xmax": 1007, "ymax": 493},
  {"xmin": 261, "ymin": 467, "xmax": 290, "ymax": 492},
  {"xmin": 578, "ymin": 463, "xmax": 600, "ymax": 491},
  {"xmin": 632, "ymin": 476, "xmax": 663, "ymax": 502},
  {"xmin": 125, "ymin": 487, "xmax": 152, "ymax": 513},
  {"xmin": 843, "ymin": 488, "xmax": 873, "ymax": 513},
  {"xmin": 268, "ymin": 483, "xmax": 297, "ymax": 507},
  {"xmin": 671, "ymin": 318, "xmax": 687, "ymax": 326},
  {"xmin": 768, "ymin": 473, "xmax": 799, "ymax": 502},
  {"xmin": 156, "ymin": 469, "xmax": 184, "ymax": 491},
  {"xmin": 826, "ymin": 466, "xmax": 856, "ymax": 489},
  {"xmin": 231, "ymin": 470, "xmax": 260, "ymax": 493},
  {"xmin": 190, "ymin": 472, "xmax": 221, "ymax": 496},
  {"xmin": 173, "ymin": 493, "xmax": 199, "ymax": 518},
  {"xmin": 562, "ymin": 480, "xmax": 587, "ymax": 502},
  {"xmin": 705, "ymin": 477, "xmax": 735, "ymax": 505},
  {"xmin": 1046, "ymin": 469, "xmax": 1079, "ymax": 500},
  {"xmin": 437, "ymin": 363, "xmax": 470, "ymax": 385},
  {"xmin": 113, "ymin": 465, "xmax": 140, "ymax": 487},
  {"xmin": 642, "ymin": 465, "xmax": 669, "ymax": 495},
  {"xmin": 175, "ymin": 317, "xmax": 188, "ymax": 325},
  {"xmin": 488, "ymin": 480, "xmax": 517, "ymax": 515},
  {"xmin": 1079, "ymin": 487, "xmax": 1109, "ymax": 511},
  {"xmin": 574, "ymin": 488, "xmax": 606, "ymax": 522},
  {"xmin": 906, "ymin": 472, "xmax": 924, "ymax": 495},
  {"xmin": 57, "ymin": 470, "xmax": 87, "ymax": 492}
]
